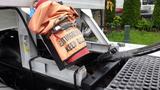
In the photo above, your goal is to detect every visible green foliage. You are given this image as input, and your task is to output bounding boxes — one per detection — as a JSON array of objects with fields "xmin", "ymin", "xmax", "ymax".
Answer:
[
  {"xmin": 122, "ymin": 0, "xmax": 141, "ymax": 26},
  {"xmin": 135, "ymin": 18, "xmax": 153, "ymax": 31},
  {"xmin": 113, "ymin": 16, "xmax": 122, "ymax": 27},
  {"xmin": 107, "ymin": 16, "xmax": 123, "ymax": 31},
  {"xmin": 153, "ymin": 0, "xmax": 160, "ymax": 28},
  {"xmin": 106, "ymin": 0, "xmax": 116, "ymax": 23},
  {"xmin": 107, "ymin": 30, "xmax": 160, "ymax": 45}
]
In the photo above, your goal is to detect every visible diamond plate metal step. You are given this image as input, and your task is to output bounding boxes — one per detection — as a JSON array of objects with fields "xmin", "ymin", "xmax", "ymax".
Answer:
[{"xmin": 106, "ymin": 56, "xmax": 160, "ymax": 90}]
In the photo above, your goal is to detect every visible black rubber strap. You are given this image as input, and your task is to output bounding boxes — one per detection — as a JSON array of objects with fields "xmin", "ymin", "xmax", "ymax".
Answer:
[
  {"xmin": 53, "ymin": 22, "xmax": 74, "ymax": 32},
  {"xmin": 97, "ymin": 42, "xmax": 160, "ymax": 62},
  {"xmin": 46, "ymin": 22, "xmax": 74, "ymax": 37},
  {"xmin": 134, "ymin": 42, "xmax": 160, "ymax": 56}
]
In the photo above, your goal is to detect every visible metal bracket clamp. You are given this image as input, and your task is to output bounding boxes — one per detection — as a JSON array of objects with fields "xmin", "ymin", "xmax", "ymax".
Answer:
[{"xmin": 53, "ymin": 23, "xmax": 74, "ymax": 32}]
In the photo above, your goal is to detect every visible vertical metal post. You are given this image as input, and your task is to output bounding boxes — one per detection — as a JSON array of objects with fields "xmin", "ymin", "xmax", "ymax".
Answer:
[
  {"xmin": 17, "ymin": 10, "xmax": 37, "ymax": 69},
  {"xmin": 124, "ymin": 25, "xmax": 130, "ymax": 43},
  {"xmin": 81, "ymin": 9, "xmax": 110, "ymax": 45}
]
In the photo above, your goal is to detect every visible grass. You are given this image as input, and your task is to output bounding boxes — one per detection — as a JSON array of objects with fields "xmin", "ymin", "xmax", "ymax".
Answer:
[{"xmin": 106, "ymin": 30, "xmax": 160, "ymax": 45}]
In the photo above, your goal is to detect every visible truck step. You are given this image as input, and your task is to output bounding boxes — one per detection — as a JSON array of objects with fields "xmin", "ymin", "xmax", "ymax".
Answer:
[{"xmin": 106, "ymin": 56, "xmax": 160, "ymax": 90}]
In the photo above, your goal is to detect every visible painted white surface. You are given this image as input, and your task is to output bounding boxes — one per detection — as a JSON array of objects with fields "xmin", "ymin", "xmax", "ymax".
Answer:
[
  {"xmin": 0, "ymin": 0, "xmax": 105, "ymax": 9},
  {"xmin": 31, "ymin": 57, "xmax": 87, "ymax": 86},
  {"xmin": 112, "ymin": 42, "xmax": 160, "ymax": 57},
  {"xmin": 116, "ymin": 0, "xmax": 124, "ymax": 8},
  {"xmin": 21, "ymin": 8, "xmax": 30, "ymax": 15},
  {"xmin": 0, "ymin": 0, "xmax": 34, "ymax": 7},
  {"xmin": 0, "ymin": 10, "xmax": 18, "ymax": 31}
]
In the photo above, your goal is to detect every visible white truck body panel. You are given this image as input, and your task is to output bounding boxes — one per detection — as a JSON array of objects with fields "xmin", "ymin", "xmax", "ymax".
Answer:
[{"xmin": 0, "ymin": 0, "xmax": 105, "ymax": 9}]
